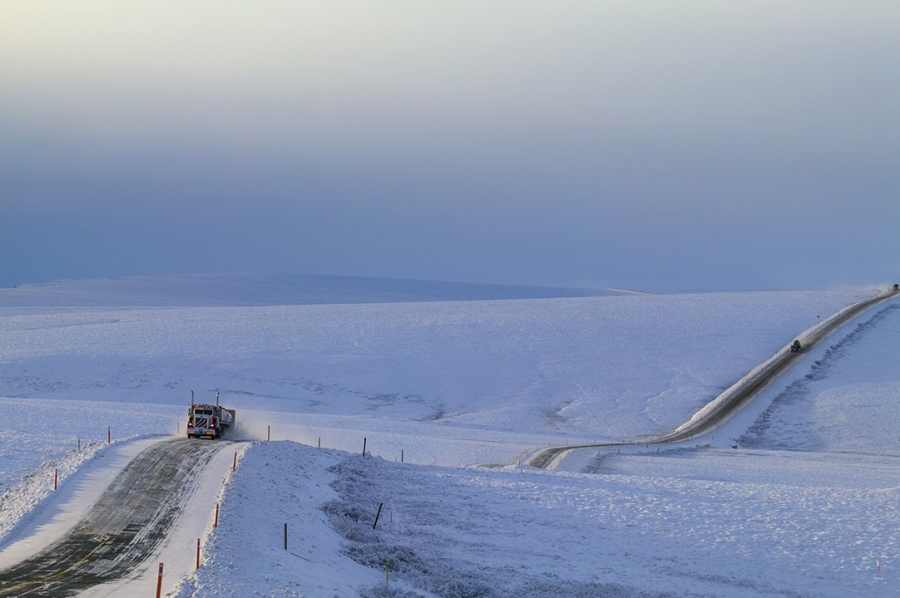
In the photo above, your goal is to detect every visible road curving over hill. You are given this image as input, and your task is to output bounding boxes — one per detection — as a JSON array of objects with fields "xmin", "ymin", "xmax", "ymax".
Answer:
[
  {"xmin": 528, "ymin": 286, "xmax": 900, "ymax": 469},
  {"xmin": 0, "ymin": 438, "xmax": 229, "ymax": 597}
]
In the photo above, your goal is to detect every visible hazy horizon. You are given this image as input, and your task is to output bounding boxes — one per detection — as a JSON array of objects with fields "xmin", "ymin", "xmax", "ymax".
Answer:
[{"xmin": 2, "ymin": 1, "xmax": 898, "ymax": 291}]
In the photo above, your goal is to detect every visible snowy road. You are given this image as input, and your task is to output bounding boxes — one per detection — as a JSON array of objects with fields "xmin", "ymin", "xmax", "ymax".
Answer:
[
  {"xmin": 0, "ymin": 439, "xmax": 226, "ymax": 597},
  {"xmin": 528, "ymin": 286, "xmax": 900, "ymax": 468}
]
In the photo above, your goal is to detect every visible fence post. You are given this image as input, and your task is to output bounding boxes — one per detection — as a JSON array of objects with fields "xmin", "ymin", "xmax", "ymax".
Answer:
[{"xmin": 196, "ymin": 539, "xmax": 200, "ymax": 570}]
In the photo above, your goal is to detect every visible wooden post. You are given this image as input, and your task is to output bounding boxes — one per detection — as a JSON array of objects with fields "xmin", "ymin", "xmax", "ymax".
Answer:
[
  {"xmin": 196, "ymin": 539, "xmax": 201, "ymax": 570},
  {"xmin": 232, "ymin": 452, "xmax": 237, "ymax": 472},
  {"xmin": 107, "ymin": 426, "xmax": 111, "ymax": 444},
  {"xmin": 401, "ymin": 450, "xmax": 404, "ymax": 463},
  {"xmin": 267, "ymin": 425, "xmax": 271, "ymax": 441},
  {"xmin": 54, "ymin": 469, "xmax": 58, "ymax": 491},
  {"xmin": 362, "ymin": 437, "xmax": 367, "ymax": 456},
  {"xmin": 156, "ymin": 563, "xmax": 164, "ymax": 598},
  {"xmin": 284, "ymin": 523, "xmax": 288, "ymax": 550},
  {"xmin": 318, "ymin": 437, "xmax": 321, "ymax": 448},
  {"xmin": 386, "ymin": 559, "xmax": 391, "ymax": 585},
  {"xmin": 373, "ymin": 502, "xmax": 384, "ymax": 529},
  {"xmin": 214, "ymin": 503, "xmax": 219, "ymax": 528}
]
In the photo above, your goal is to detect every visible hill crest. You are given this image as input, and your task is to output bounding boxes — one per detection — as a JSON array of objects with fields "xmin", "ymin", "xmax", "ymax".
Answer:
[{"xmin": 0, "ymin": 273, "xmax": 624, "ymax": 308}]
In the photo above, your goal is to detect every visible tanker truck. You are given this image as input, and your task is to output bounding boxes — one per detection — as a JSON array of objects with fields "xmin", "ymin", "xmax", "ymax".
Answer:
[{"xmin": 187, "ymin": 391, "xmax": 236, "ymax": 439}]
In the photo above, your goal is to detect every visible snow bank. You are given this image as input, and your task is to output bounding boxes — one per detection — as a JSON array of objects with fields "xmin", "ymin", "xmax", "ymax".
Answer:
[
  {"xmin": 173, "ymin": 440, "xmax": 897, "ymax": 597},
  {"xmin": 170, "ymin": 441, "xmax": 381, "ymax": 598}
]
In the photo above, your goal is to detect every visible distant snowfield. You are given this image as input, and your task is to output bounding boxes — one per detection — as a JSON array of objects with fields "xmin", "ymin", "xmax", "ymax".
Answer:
[{"xmin": 0, "ymin": 275, "xmax": 897, "ymax": 597}]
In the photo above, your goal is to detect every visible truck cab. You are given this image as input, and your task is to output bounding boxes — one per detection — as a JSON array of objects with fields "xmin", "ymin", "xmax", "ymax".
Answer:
[
  {"xmin": 187, "ymin": 392, "xmax": 236, "ymax": 439},
  {"xmin": 188, "ymin": 405, "xmax": 221, "ymax": 438}
]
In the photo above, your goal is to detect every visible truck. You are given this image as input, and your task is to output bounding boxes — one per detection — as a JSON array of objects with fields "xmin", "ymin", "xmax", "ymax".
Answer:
[{"xmin": 187, "ymin": 391, "xmax": 236, "ymax": 439}]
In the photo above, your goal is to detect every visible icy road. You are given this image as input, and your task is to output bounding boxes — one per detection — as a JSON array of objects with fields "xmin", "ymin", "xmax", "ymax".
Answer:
[
  {"xmin": 0, "ymin": 439, "xmax": 227, "ymax": 597},
  {"xmin": 527, "ymin": 285, "xmax": 900, "ymax": 468}
]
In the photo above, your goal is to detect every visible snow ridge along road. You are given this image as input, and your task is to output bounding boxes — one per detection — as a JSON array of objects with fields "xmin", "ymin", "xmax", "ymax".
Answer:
[
  {"xmin": 528, "ymin": 286, "xmax": 900, "ymax": 468},
  {"xmin": 0, "ymin": 439, "xmax": 226, "ymax": 597}
]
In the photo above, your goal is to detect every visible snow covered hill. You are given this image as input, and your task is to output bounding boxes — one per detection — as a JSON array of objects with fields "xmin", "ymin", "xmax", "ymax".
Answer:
[
  {"xmin": 0, "ymin": 275, "xmax": 896, "ymax": 597},
  {"xmin": 0, "ymin": 273, "xmax": 621, "ymax": 308}
]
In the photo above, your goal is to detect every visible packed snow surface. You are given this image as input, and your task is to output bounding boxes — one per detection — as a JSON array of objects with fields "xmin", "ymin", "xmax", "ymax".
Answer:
[{"xmin": 0, "ymin": 275, "xmax": 896, "ymax": 597}]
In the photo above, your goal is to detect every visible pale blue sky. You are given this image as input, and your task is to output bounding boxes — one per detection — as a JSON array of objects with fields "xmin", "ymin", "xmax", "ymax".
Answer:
[{"xmin": 2, "ymin": 1, "xmax": 898, "ymax": 290}]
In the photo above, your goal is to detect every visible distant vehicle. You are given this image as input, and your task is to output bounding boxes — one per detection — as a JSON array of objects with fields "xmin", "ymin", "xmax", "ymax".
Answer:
[
  {"xmin": 790, "ymin": 340, "xmax": 802, "ymax": 353},
  {"xmin": 187, "ymin": 391, "xmax": 235, "ymax": 439}
]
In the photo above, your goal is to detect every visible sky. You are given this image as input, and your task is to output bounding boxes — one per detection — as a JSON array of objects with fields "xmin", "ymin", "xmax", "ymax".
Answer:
[{"xmin": 1, "ymin": 1, "xmax": 898, "ymax": 291}]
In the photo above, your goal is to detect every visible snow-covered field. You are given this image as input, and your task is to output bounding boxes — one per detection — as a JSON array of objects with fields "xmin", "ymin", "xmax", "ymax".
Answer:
[{"xmin": 0, "ymin": 275, "xmax": 896, "ymax": 597}]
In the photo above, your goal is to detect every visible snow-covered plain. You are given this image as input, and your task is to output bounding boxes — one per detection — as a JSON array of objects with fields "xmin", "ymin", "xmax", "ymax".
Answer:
[{"xmin": 0, "ymin": 275, "xmax": 896, "ymax": 597}]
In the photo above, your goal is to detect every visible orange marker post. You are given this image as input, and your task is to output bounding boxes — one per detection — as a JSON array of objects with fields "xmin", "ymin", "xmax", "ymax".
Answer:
[{"xmin": 156, "ymin": 563, "xmax": 164, "ymax": 598}]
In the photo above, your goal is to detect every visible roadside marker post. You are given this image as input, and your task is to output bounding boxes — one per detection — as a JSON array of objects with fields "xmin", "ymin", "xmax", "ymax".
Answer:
[
  {"xmin": 284, "ymin": 523, "xmax": 288, "ymax": 550},
  {"xmin": 373, "ymin": 502, "xmax": 384, "ymax": 529},
  {"xmin": 232, "ymin": 452, "xmax": 237, "ymax": 472},
  {"xmin": 156, "ymin": 563, "xmax": 164, "ymax": 598},
  {"xmin": 54, "ymin": 469, "xmax": 58, "ymax": 491},
  {"xmin": 267, "ymin": 425, "xmax": 271, "ymax": 441},
  {"xmin": 363, "ymin": 437, "xmax": 367, "ymax": 457},
  {"xmin": 214, "ymin": 503, "xmax": 219, "ymax": 528},
  {"xmin": 196, "ymin": 539, "xmax": 201, "ymax": 570},
  {"xmin": 107, "ymin": 426, "xmax": 111, "ymax": 444}
]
